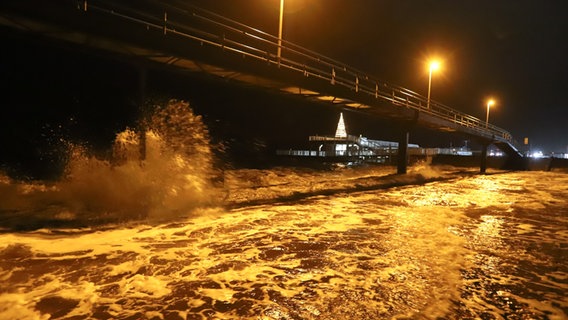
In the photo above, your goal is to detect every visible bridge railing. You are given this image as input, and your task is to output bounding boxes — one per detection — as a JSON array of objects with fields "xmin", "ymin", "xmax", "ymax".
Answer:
[{"xmin": 88, "ymin": 0, "xmax": 512, "ymax": 143}]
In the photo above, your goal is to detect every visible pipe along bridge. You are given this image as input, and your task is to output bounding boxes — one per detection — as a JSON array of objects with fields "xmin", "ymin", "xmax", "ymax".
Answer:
[{"xmin": 0, "ymin": 0, "xmax": 525, "ymax": 173}]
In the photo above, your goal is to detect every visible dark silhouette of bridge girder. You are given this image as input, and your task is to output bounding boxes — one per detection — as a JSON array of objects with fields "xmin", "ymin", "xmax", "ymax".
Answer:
[{"xmin": 0, "ymin": 0, "xmax": 525, "ymax": 172}]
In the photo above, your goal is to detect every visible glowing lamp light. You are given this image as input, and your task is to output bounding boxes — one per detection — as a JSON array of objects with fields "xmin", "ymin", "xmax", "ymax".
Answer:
[{"xmin": 429, "ymin": 60, "xmax": 441, "ymax": 72}]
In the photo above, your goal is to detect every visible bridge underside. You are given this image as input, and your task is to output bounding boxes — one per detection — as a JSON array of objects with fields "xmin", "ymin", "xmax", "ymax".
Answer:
[{"xmin": 0, "ymin": 2, "xmax": 525, "ymax": 172}]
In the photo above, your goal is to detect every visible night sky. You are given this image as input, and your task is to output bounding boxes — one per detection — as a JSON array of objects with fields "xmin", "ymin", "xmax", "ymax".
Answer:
[{"xmin": 1, "ymin": 0, "xmax": 567, "ymax": 178}]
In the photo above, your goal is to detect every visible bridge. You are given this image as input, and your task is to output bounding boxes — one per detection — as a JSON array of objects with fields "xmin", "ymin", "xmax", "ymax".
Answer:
[{"xmin": 0, "ymin": 0, "xmax": 525, "ymax": 173}]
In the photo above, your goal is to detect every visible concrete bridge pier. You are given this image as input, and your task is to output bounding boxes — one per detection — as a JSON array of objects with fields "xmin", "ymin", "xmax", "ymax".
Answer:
[
  {"xmin": 397, "ymin": 130, "xmax": 410, "ymax": 174},
  {"xmin": 480, "ymin": 142, "xmax": 489, "ymax": 174}
]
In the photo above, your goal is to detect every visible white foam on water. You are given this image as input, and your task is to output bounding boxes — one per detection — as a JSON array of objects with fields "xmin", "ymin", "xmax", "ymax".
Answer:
[{"xmin": 1, "ymin": 171, "xmax": 567, "ymax": 318}]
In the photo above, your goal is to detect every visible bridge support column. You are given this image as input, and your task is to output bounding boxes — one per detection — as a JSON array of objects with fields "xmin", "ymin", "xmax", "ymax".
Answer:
[
  {"xmin": 480, "ymin": 143, "xmax": 488, "ymax": 174},
  {"xmin": 397, "ymin": 130, "xmax": 409, "ymax": 174}
]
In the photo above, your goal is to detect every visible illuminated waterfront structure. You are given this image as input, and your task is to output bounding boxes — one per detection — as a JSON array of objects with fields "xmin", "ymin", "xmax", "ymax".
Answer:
[
  {"xmin": 277, "ymin": 113, "xmax": 419, "ymax": 163},
  {"xmin": 276, "ymin": 113, "xmax": 483, "ymax": 165}
]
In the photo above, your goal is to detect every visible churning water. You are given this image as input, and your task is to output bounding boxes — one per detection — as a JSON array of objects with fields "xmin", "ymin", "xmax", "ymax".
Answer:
[
  {"xmin": 0, "ymin": 102, "xmax": 566, "ymax": 319},
  {"xmin": 0, "ymin": 100, "xmax": 222, "ymax": 228}
]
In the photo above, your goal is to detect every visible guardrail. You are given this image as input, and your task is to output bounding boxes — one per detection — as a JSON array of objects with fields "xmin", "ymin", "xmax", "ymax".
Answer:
[{"xmin": 86, "ymin": 0, "xmax": 513, "ymax": 143}]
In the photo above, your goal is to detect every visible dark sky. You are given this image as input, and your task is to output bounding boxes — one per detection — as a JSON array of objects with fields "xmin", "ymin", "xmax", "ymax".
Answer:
[{"xmin": 186, "ymin": 0, "xmax": 568, "ymax": 153}]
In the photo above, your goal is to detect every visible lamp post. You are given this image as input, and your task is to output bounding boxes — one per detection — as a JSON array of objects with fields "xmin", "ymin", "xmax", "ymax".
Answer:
[
  {"xmin": 427, "ymin": 60, "xmax": 440, "ymax": 109},
  {"xmin": 486, "ymin": 99, "xmax": 495, "ymax": 128},
  {"xmin": 277, "ymin": 0, "xmax": 284, "ymax": 61}
]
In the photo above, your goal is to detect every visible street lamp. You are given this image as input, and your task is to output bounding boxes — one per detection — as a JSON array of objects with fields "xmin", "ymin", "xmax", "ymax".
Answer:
[
  {"xmin": 427, "ymin": 60, "xmax": 440, "ymax": 109},
  {"xmin": 277, "ymin": 0, "xmax": 284, "ymax": 61},
  {"xmin": 486, "ymin": 99, "xmax": 495, "ymax": 128}
]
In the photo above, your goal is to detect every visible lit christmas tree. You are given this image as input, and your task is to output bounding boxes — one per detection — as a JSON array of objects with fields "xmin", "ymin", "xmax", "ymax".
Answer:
[{"xmin": 334, "ymin": 112, "xmax": 347, "ymax": 138}]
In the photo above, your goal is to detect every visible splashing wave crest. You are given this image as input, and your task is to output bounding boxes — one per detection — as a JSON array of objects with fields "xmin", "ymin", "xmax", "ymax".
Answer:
[{"xmin": 0, "ymin": 100, "xmax": 222, "ymax": 229}]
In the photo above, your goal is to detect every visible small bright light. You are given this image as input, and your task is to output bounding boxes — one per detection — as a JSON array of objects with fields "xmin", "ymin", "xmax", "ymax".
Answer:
[
  {"xmin": 429, "ymin": 60, "xmax": 441, "ymax": 72},
  {"xmin": 531, "ymin": 151, "xmax": 544, "ymax": 158},
  {"xmin": 487, "ymin": 99, "xmax": 495, "ymax": 107}
]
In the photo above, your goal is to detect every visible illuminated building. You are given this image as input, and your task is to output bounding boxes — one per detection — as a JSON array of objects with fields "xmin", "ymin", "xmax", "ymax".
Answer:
[{"xmin": 277, "ymin": 113, "xmax": 419, "ymax": 163}]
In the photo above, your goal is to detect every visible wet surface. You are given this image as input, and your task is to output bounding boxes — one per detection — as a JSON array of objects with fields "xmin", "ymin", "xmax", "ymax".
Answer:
[{"xmin": 1, "ymin": 169, "xmax": 567, "ymax": 319}]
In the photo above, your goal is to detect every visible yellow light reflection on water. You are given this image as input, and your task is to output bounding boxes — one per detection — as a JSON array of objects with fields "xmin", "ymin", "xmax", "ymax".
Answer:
[{"xmin": 474, "ymin": 215, "xmax": 505, "ymax": 251}]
